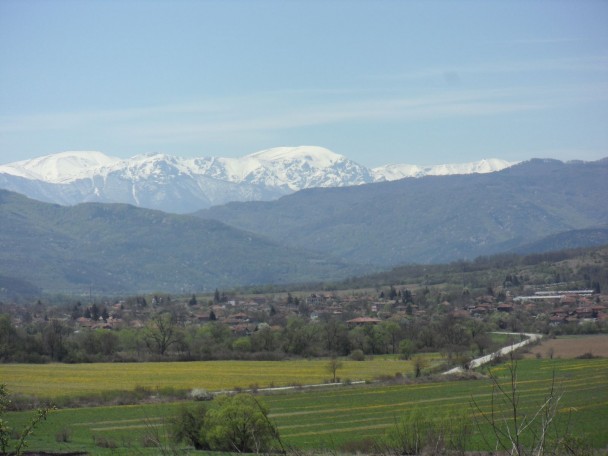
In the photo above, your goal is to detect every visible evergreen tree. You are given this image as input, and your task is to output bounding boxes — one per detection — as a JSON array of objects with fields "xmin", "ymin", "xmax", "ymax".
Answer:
[{"xmin": 90, "ymin": 304, "xmax": 100, "ymax": 321}]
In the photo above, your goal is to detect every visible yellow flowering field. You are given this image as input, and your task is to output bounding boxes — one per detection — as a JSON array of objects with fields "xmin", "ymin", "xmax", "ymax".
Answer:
[{"xmin": 0, "ymin": 356, "xmax": 434, "ymax": 398}]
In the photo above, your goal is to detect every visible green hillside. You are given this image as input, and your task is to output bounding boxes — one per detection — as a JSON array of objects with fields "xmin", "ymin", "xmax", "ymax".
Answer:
[
  {"xmin": 0, "ymin": 190, "xmax": 362, "ymax": 296},
  {"xmin": 197, "ymin": 158, "xmax": 608, "ymax": 265}
]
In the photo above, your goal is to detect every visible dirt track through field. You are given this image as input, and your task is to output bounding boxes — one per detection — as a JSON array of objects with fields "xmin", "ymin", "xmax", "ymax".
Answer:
[{"xmin": 525, "ymin": 334, "xmax": 608, "ymax": 359}]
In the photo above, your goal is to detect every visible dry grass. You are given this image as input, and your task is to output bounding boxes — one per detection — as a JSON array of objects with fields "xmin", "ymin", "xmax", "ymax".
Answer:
[{"xmin": 525, "ymin": 334, "xmax": 608, "ymax": 359}]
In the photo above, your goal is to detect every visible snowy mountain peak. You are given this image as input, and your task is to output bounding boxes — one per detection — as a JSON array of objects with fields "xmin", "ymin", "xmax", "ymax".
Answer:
[
  {"xmin": 0, "ymin": 151, "xmax": 120, "ymax": 183},
  {"xmin": 0, "ymin": 147, "xmax": 518, "ymax": 213},
  {"xmin": 372, "ymin": 158, "xmax": 517, "ymax": 181},
  {"xmin": 247, "ymin": 146, "xmax": 344, "ymax": 166}
]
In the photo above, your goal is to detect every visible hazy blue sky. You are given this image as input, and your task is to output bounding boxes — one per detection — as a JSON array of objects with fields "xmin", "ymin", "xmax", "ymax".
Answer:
[{"xmin": 1, "ymin": 0, "xmax": 607, "ymax": 167}]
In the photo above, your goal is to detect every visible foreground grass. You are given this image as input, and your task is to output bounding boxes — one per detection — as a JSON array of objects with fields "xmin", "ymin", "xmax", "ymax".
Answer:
[{"xmin": 4, "ymin": 358, "xmax": 608, "ymax": 454}]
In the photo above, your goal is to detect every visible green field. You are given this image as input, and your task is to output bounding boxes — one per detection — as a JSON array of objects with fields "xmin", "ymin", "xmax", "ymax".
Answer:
[{"xmin": 4, "ymin": 358, "xmax": 608, "ymax": 454}]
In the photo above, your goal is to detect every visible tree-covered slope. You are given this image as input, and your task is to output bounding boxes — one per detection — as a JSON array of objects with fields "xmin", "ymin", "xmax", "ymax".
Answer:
[
  {"xmin": 196, "ymin": 158, "xmax": 608, "ymax": 265},
  {"xmin": 0, "ymin": 190, "xmax": 361, "ymax": 295}
]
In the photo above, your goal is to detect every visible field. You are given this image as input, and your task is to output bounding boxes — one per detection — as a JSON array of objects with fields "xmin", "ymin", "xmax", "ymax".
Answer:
[
  {"xmin": 4, "ymin": 357, "xmax": 608, "ymax": 454},
  {"xmin": 525, "ymin": 334, "xmax": 608, "ymax": 359},
  {"xmin": 0, "ymin": 356, "xmax": 441, "ymax": 399}
]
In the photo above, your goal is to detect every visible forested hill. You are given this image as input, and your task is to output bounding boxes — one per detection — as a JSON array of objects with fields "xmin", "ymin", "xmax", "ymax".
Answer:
[
  {"xmin": 0, "ymin": 190, "xmax": 361, "ymax": 296},
  {"xmin": 196, "ymin": 158, "xmax": 608, "ymax": 266}
]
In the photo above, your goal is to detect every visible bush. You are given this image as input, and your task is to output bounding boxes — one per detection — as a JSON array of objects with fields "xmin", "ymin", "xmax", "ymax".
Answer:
[
  {"xmin": 350, "ymin": 349, "xmax": 365, "ymax": 361},
  {"xmin": 171, "ymin": 403, "xmax": 209, "ymax": 450},
  {"xmin": 204, "ymin": 393, "xmax": 280, "ymax": 453},
  {"xmin": 55, "ymin": 426, "xmax": 71, "ymax": 443},
  {"xmin": 384, "ymin": 409, "xmax": 471, "ymax": 455},
  {"xmin": 188, "ymin": 388, "xmax": 213, "ymax": 401},
  {"xmin": 93, "ymin": 434, "xmax": 117, "ymax": 449},
  {"xmin": 576, "ymin": 352, "xmax": 597, "ymax": 359}
]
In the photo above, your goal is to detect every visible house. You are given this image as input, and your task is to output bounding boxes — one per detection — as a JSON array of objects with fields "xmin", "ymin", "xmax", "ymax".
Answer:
[
  {"xmin": 306, "ymin": 294, "xmax": 325, "ymax": 306},
  {"xmin": 470, "ymin": 305, "xmax": 491, "ymax": 317},
  {"xmin": 549, "ymin": 315, "xmax": 567, "ymax": 326},
  {"xmin": 574, "ymin": 307, "xmax": 595, "ymax": 319}
]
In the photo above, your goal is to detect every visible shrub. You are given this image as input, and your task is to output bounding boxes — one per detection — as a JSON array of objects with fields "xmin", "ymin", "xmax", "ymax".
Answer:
[
  {"xmin": 55, "ymin": 426, "xmax": 71, "ymax": 443},
  {"xmin": 350, "ymin": 349, "xmax": 365, "ymax": 361},
  {"xmin": 576, "ymin": 352, "xmax": 597, "ymax": 359},
  {"xmin": 188, "ymin": 388, "xmax": 213, "ymax": 401},
  {"xmin": 384, "ymin": 409, "xmax": 471, "ymax": 455},
  {"xmin": 93, "ymin": 434, "xmax": 117, "ymax": 449},
  {"xmin": 204, "ymin": 393, "xmax": 280, "ymax": 453},
  {"xmin": 171, "ymin": 403, "xmax": 209, "ymax": 450}
]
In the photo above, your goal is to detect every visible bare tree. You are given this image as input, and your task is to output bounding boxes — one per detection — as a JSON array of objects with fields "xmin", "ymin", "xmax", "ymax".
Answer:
[
  {"xmin": 144, "ymin": 313, "xmax": 181, "ymax": 356},
  {"xmin": 326, "ymin": 355, "xmax": 343, "ymax": 383},
  {"xmin": 472, "ymin": 357, "xmax": 565, "ymax": 456}
]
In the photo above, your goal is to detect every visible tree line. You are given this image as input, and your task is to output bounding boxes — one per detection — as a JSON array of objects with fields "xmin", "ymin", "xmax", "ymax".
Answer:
[{"xmin": 0, "ymin": 311, "xmax": 502, "ymax": 365}]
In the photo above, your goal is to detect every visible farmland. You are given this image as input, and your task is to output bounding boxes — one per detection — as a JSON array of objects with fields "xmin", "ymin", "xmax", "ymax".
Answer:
[
  {"xmin": 0, "ymin": 356, "xmax": 440, "ymax": 399},
  {"xmin": 525, "ymin": 333, "xmax": 608, "ymax": 359},
  {"xmin": 4, "ymin": 357, "xmax": 608, "ymax": 454}
]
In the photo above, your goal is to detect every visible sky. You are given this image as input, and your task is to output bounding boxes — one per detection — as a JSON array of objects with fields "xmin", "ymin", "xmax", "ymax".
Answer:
[{"xmin": 1, "ymin": 0, "xmax": 607, "ymax": 168}]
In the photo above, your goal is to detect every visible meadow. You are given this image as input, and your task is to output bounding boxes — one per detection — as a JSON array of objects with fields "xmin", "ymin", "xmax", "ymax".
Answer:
[
  {"xmin": 0, "ymin": 355, "xmax": 438, "ymax": 399},
  {"xmin": 4, "ymin": 357, "xmax": 608, "ymax": 454}
]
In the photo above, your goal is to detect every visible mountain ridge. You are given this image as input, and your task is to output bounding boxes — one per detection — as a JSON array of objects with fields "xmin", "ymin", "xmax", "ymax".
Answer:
[
  {"xmin": 195, "ymin": 157, "xmax": 608, "ymax": 266},
  {"xmin": 0, "ymin": 147, "xmax": 516, "ymax": 213},
  {"xmin": 1, "ymin": 157, "xmax": 606, "ymax": 295},
  {"xmin": 0, "ymin": 189, "xmax": 363, "ymax": 296}
]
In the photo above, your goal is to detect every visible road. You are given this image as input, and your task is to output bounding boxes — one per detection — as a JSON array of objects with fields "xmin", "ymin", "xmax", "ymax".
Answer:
[{"xmin": 443, "ymin": 332, "xmax": 543, "ymax": 375}]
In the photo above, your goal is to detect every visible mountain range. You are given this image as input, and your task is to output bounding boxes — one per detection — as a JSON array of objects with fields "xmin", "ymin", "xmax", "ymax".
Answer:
[
  {"xmin": 194, "ymin": 158, "xmax": 608, "ymax": 266},
  {"xmin": 0, "ymin": 155, "xmax": 606, "ymax": 296},
  {"xmin": 0, "ymin": 147, "xmax": 515, "ymax": 213}
]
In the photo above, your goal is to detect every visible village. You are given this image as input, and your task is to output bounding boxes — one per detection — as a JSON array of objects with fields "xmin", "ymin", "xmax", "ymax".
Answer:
[{"xmin": 4, "ymin": 283, "xmax": 606, "ymax": 337}]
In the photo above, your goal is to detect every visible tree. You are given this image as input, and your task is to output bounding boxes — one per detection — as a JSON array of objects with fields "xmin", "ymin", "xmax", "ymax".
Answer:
[
  {"xmin": 143, "ymin": 313, "xmax": 181, "ymax": 356},
  {"xmin": 90, "ymin": 303, "xmax": 100, "ymax": 321},
  {"xmin": 171, "ymin": 403, "xmax": 208, "ymax": 450},
  {"xmin": 326, "ymin": 355, "xmax": 343, "ymax": 383},
  {"xmin": 388, "ymin": 285, "xmax": 398, "ymax": 300},
  {"xmin": 379, "ymin": 320, "xmax": 401, "ymax": 354},
  {"xmin": 251, "ymin": 325, "xmax": 277, "ymax": 352},
  {"xmin": 42, "ymin": 319, "xmax": 67, "ymax": 361},
  {"xmin": 1, "ymin": 384, "xmax": 53, "ymax": 455},
  {"xmin": 322, "ymin": 318, "xmax": 348, "ymax": 354},
  {"xmin": 189, "ymin": 294, "xmax": 197, "ymax": 306},
  {"xmin": 413, "ymin": 355, "xmax": 428, "ymax": 378},
  {"xmin": 399, "ymin": 339, "xmax": 415, "ymax": 360},
  {"xmin": 204, "ymin": 394, "xmax": 280, "ymax": 453},
  {"xmin": 0, "ymin": 315, "xmax": 17, "ymax": 361}
]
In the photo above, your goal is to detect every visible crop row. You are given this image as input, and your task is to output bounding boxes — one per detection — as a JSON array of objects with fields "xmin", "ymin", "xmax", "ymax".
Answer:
[{"xmin": 4, "ymin": 358, "xmax": 607, "ymax": 453}]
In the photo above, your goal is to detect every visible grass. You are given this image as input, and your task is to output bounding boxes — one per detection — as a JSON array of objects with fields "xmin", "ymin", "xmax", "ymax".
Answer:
[{"xmin": 3, "ymin": 357, "xmax": 607, "ymax": 454}]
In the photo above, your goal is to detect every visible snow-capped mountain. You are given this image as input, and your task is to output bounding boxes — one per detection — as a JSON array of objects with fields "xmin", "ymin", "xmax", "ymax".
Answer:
[
  {"xmin": 0, "ymin": 147, "xmax": 516, "ymax": 213},
  {"xmin": 372, "ymin": 158, "xmax": 515, "ymax": 181}
]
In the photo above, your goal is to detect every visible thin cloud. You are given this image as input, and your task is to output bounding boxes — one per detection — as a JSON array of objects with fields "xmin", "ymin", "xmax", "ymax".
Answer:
[{"xmin": 1, "ymin": 81, "xmax": 604, "ymax": 145}]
